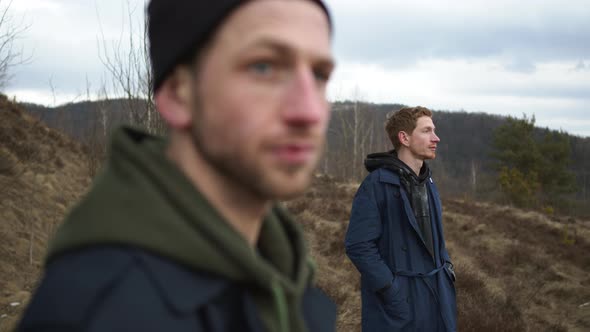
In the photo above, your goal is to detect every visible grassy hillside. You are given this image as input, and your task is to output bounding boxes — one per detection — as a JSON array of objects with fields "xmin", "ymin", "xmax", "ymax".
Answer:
[
  {"xmin": 286, "ymin": 175, "xmax": 590, "ymax": 331},
  {"xmin": 1, "ymin": 95, "xmax": 589, "ymax": 331},
  {"xmin": 24, "ymin": 99, "xmax": 590, "ymax": 216},
  {"xmin": 0, "ymin": 95, "xmax": 91, "ymax": 331}
]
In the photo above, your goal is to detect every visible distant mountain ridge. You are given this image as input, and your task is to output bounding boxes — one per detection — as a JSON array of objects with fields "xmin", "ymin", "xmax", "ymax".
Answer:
[
  {"xmin": 20, "ymin": 99, "xmax": 590, "ymax": 214},
  {"xmin": 3, "ymin": 93, "xmax": 589, "ymax": 330}
]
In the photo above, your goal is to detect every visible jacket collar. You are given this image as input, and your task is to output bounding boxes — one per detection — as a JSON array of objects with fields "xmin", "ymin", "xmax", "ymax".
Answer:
[
  {"xmin": 375, "ymin": 168, "xmax": 440, "ymax": 260},
  {"xmin": 133, "ymin": 249, "xmax": 230, "ymax": 314}
]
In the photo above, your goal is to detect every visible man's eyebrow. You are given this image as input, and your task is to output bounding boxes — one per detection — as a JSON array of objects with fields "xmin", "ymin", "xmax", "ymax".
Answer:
[{"xmin": 242, "ymin": 38, "xmax": 335, "ymax": 67}]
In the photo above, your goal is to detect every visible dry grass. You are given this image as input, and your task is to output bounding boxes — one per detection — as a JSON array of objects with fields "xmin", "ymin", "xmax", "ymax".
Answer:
[
  {"xmin": 286, "ymin": 176, "xmax": 590, "ymax": 332},
  {"xmin": 455, "ymin": 262, "xmax": 526, "ymax": 331},
  {"xmin": 0, "ymin": 148, "xmax": 17, "ymax": 176},
  {"xmin": 0, "ymin": 95, "xmax": 91, "ymax": 331},
  {"xmin": 2, "ymin": 93, "xmax": 589, "ymax": 331},
  {"xmin": 444, "ymin": 199, "xmax": 590, "ymax": 331},
  {"xmin": 286, "ymin": 174, "xmax": 362, "ymax": 331}
]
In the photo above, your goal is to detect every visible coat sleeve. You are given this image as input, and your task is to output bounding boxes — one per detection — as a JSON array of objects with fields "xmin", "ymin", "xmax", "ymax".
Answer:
[
  {"xmin": 16, "ymin": 249, "xmax": 136, "ymax": 332},
  {"xmin": 345, "ymin": 177, "xmax": 394, "ymax": 292},
  {"xmin": 430, "ymin": 180, "xmax": 453, "ymax": 265},
  {"xmin": 16, "ymin": 248, "xmax": 210, "ymax": 332}
]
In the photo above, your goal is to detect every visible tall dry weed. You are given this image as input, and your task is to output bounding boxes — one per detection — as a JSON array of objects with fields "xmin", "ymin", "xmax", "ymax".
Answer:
[
  {"xmin": 0, "ymin": 148, "xmax": 16, "ymax": 176},
  {"xmin": 456, "ymin": 263, "xmax": 527, "ymax": 331}
]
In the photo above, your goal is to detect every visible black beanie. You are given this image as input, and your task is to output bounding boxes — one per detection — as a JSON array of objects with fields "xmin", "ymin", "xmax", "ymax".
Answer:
[{"xmin": 148, "ymin": 0, "xmax": 332, "ymax": 93}]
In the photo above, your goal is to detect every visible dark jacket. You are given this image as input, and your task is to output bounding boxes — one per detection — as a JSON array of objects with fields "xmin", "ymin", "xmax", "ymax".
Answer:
[
  {"xmin": 345, "ymin": 154, "xmax": 457, "ymax": 332},
  {"xmin": 18, "ymin": 247, "xmax": 336, "ymax": 332},
  {"xmin": 18, "ymin": 127, "xmax": 336, "ymax": 332}
]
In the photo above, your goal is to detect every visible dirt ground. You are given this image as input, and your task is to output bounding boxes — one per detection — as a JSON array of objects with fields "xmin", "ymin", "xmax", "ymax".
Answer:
[
  {"xmin": 0, "ymin": 96, "xmax": 91, "ymax": 331},
  {"xmin": 1, "ymin": 95, "xmax": 589, "ymax": 331},
  {"xmin": 286, "ymin": 175, "xmax": 590, "ymax": 332}
]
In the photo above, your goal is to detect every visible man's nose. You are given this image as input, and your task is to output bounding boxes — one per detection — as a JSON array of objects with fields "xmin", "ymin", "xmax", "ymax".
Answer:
[
  {"xmin": 282, "ymin": 66, "xmax": 327, "ymax": 127},
  {"xmin": 432, "ymin": 132, "xmax": 441, "ymax": 142}
]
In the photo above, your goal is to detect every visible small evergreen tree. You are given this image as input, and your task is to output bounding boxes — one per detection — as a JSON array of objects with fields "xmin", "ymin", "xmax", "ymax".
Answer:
[
  {"xmin": 537, "ymin": 130, "xmax": 576, "ymax": 207},
  {"xmin": 492, "ymin": 114, "xmax": 575, "ymax": 209},
  {"xmin": 492, "ymin": 115, "xmax": 542, "ymax": 207}
]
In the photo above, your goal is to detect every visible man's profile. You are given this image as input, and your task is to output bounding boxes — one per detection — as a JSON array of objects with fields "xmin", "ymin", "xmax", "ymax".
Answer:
[
  {"xmin": 345, "ymin": 106, "xmax": 457, "ymax": 331},
  {"xmin": 18, "ymin": 1, "xmax": 336, "ymax": 331}
]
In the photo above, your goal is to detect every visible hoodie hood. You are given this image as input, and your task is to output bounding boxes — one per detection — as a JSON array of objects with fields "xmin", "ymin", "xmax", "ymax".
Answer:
[
  {"xmin": 47, "ymin": 126, "xmax": 312, "ymax": 332},
  {"xmin": 364, "ymin": 150, "xmax": 431, "ymax": 183},
  {"xmin": 364, "ymin": 150, "xmax": 436, "ymax": 258}
]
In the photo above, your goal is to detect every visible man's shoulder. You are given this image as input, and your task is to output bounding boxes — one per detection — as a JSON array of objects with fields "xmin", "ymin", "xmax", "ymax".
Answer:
[
  {"xmin": 19, "ymin": 247, "xmax": 336, "ymax": 332},
  {"xmin": 19, "ymin": 246, "xmax": 230, "ymax": 331},
  {"xmin": 363, "ymin": 167, "xmax": 400, "ymax": 186}
]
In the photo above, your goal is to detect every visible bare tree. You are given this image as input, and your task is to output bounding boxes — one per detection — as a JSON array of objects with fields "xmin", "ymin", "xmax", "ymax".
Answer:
[
  {"xmin": 336, "ymin": 88, "xmax": 375, "ymax": 181},
  {"xmin": 84, "ymin": 78, "xmax": 109, "ymax": 178},
  {"xmin": 0, "ymin": 0, "xmax": 31, "ymax": 89},
  {"xmin": 470, "ymin": 159, "xmax": 479, "ymax": 197},
  {"xmin": 96, "ymin": 0, "xmax": 163, "ymax": 134}
]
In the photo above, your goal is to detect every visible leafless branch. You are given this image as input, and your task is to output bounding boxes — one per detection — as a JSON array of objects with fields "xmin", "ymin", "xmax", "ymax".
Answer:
[
  {"xmin": 0, "ymin": 0, "xmax": 32, "ymax": 89},
  {"xmin": 95, "ymin": 0, "xmax": 162, "ymax": 133}
]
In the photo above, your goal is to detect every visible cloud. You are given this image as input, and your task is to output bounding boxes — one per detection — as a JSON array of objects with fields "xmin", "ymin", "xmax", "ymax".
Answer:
[
  {"xmin": 504, "ymin": 58, "xmax": 536, "ymax": 74},
  {"xmin": 321, "ymin": 0, "xmax": 590, "ymax": 137},
  {"xmin": 326, "ymin": 0, "xmax": 590, "ymax": 68},
  {"xmin": 574, "ymin": 60, "xmax": 587, "ymax": 71},
  {"xmin": 6, "ymin": 0, "xmax": 146, "ymax": 101},
  {"xmin": 10, "ymin": 0, "xmax": 61, "ymax": 11},
  {"xmin": 4, "ymin": 0, "xmax": 589, "ymax": 137},
  {"xmin": 327, "ymin": 58, "xmax": 590, "ymax": 137},
  {"xmin": 535, "ymin": 117, "xmax": 590, "ymax": 138},
  {"xmin": 330, "ymin": 58, "xmax": 590, "ymax": 101}
]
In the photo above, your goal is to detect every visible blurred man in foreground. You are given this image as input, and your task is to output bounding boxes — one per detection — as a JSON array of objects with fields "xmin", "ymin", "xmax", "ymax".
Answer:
[
  {"xmin": 19, "ymin": 1, "xmax": 336, "ymax": 331},
  {"xmin": 345, "ymin": 107, "xmax": 457, "ymax": 331}
]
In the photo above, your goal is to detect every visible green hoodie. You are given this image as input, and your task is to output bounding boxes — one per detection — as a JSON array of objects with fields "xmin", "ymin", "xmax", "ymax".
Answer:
[{"xmin": 47, "ymin": 126, "xmax": 314, "ymax": 332}]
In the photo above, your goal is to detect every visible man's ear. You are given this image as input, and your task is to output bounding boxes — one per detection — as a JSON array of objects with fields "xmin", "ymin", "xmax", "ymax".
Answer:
[
  {"xmin": 154, "ymin": 67, "xmax": 194, "ymax": 129},
  {"xmin": 398, "ymin": 131, "xmax": 410, "ymax": 147}
]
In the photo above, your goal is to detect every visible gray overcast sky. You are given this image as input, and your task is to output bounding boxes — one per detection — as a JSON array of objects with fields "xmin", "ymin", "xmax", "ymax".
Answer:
[{"xmin": 3, "ymin": 0, "xmax": 590, "ymax": 136}]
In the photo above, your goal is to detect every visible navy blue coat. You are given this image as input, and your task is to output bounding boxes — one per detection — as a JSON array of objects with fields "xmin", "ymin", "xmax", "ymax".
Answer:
[
  {"xmin": 18, "ymin": 247, "xmax": 336, "ymax": 332},
  {"xmin": 345, "ymin": 168, "xmax": 457, "ymax": 332}
]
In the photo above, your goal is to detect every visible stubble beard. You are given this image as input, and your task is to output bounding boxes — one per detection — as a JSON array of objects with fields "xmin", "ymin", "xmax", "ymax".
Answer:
[
  {"xmin": 409, "ymin": 145, "xmax": 436, "ymax": 162},
  {"xmin": 189, "ymin": 115, "xmax": 321, "ymax": 203}
]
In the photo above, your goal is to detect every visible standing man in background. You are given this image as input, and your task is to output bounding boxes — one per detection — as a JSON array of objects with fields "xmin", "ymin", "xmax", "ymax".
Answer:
[
  {"xmin": 19, "ymin": 0, "xmax": 336, "ymax": 331},
  {"xmin": 345, "ymin": 106, "xmax": 457, "ymax": 331}
]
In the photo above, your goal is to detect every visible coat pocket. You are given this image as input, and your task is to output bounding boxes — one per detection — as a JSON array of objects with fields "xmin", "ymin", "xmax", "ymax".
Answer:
[{"xmin": 378, "ymin": 277, "xmax": 410, "ymax": 321}]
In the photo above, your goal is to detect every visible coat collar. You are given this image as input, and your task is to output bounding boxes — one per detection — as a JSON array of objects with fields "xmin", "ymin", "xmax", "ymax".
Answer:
[
  {"xmin": 377, "ymin": 168, "xmax": 401, "ymax": 186},
  {"xmin": 375, "ymin": 168, "xmax": 441, "ymax": 260},
  {"xmin": 133, "ymin": 250, "xmax": 230, "ymax": 314}
]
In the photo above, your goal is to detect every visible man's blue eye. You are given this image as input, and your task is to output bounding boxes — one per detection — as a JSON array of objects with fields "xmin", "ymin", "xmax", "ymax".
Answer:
[{"xmin": 251, "ymin": 62, "xmax": 272, "ymax": 74}]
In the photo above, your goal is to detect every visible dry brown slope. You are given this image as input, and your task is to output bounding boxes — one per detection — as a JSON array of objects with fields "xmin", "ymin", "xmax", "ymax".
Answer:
[
  {"xmin": 286, "ymin": 175, "xmax": 590, "ymax": 332},
  {"xmin": 2, "ymin": 97, "xmax": 588, "ymax": 331},
  {"xmin": 286, "ymin": 175, "xmax": 361, "ymax": 331},
  {"xmin": 0, "ymin": 95, "xmax": 90, "ymax": 331},
  {"xmin": 444, "ymin": 199, "xmax": 590, "ymax": 332}
]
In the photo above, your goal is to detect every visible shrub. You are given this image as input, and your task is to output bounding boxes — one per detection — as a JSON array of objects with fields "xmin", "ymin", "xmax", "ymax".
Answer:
[{"xmin": 0, "ymin": 148, "xmax": 16, "ymax": 176}]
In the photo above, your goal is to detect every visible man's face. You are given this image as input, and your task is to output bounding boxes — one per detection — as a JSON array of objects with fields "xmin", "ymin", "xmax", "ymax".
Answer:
[
  {"xmin": 188, "ymin": 0, "xmax": 333, "ymax": 200},
  {"xmin": 406, "ymin": 116, "xmax": 440, "ymax": 161}
]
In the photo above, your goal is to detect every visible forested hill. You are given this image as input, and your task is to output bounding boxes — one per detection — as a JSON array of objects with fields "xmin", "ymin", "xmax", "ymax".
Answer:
[
  {"xmin": 3, "ymin": 93, "xmax": 588, "ymax": 330},
  {"xmin": 21, "ymin": 99, "xmax": 590, "ymax": 214},
  {"xmin": 327, "ymin": 102, "xmax": 589, "ymax": 208},
  {"xmin": 21, "ymin": 99, "xmax": 146, "ymax": 141}
]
